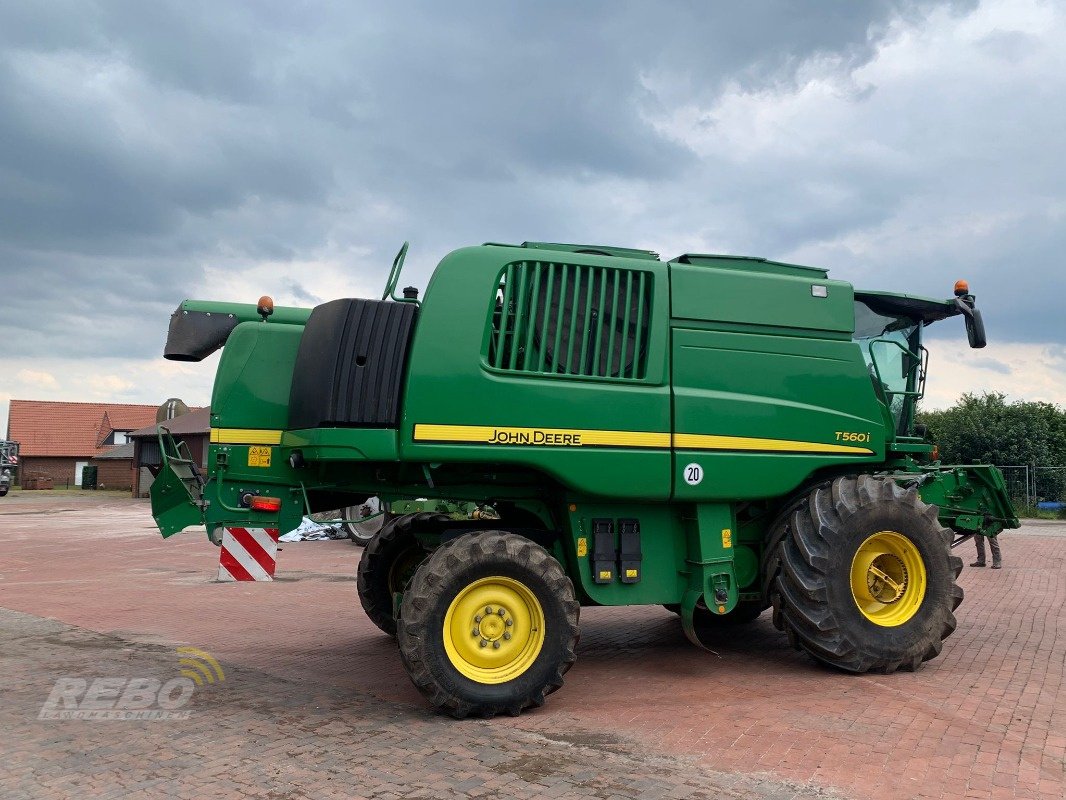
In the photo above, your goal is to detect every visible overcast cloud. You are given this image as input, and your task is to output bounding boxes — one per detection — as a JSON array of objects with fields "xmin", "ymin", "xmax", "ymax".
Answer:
[{"xmin": 1, "ymin": 0, "xmax": 1064, "ymax": 432}]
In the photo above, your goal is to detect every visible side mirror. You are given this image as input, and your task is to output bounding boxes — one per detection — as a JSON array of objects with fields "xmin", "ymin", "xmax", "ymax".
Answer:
[
  {"xmin": 954, "ymin": 297, "xmax": 987, "ymax": 349},
  {"xmin": 965, "ymin": 307, "xmax": 986, "ymax": 349}
]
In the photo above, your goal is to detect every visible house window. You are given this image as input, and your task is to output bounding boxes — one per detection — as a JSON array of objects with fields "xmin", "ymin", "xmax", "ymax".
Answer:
[
  {"xmin": 486, "ymin": 261, "xmax": 652, "ymax": 380},
  {"xmin": 112, "ymin": 431, "xmax": 130, "ymax": 446}
]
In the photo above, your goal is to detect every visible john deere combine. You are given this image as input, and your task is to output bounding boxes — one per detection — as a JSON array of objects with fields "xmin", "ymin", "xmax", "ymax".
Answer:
[{"xmin": 153, "ymin": 241, "xmax": 1017, "ymax": 717}]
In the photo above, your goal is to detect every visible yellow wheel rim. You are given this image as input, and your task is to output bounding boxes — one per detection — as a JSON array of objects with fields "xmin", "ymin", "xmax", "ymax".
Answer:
[
  {"xmin": 850, "ymin": 531, "xmax": 927, "ymax": 627},
  {"xmin": 443, "ymin": 576, "xmax": 545, "ymax": 684}
]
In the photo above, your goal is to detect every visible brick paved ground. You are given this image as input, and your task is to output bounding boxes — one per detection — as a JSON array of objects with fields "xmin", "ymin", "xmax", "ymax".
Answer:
[{"xmin": 1, "ymin": 493, "xmax": 1063, "ymax": 799}]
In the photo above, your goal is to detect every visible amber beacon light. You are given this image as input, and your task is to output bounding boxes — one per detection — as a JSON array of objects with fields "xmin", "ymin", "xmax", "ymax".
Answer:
[{"xmin": 257, "ymin": 295, "xmax": 274, "ymax": 318}]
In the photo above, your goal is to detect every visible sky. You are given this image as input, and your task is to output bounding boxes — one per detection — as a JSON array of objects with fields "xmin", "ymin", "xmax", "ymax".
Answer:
[{"xmin": 2, "ymin": 0, "xmax": 1064, "ymax": 434}]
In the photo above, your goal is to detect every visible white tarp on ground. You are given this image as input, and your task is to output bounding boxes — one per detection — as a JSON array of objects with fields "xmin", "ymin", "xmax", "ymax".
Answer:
[{"xmin": 278, "ymin": 516, "xmax": 346, "ymax": 542}]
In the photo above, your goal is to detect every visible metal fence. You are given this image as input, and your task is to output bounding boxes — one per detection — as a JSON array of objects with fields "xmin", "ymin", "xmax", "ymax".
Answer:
[{"xmin": 996, "ymin": 465, "xmax": 1066, "ymax": 509}]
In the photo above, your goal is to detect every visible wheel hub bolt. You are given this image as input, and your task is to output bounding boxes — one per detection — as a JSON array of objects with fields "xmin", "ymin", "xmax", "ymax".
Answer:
[
  {"xmin": 485, "ymin": 606, "xmax": 493, "ymax": 615},
  {"xmin": 479, "ymin": 639, "xmax": 488, "ymax": 648},
  {"xmin": 503, "ymin": 632, "xmax": 511, "ymax": 640},
  {"xmin": 505, "ymin": 619, "xmax": 513, "ymax": 626},
  {"xmin": 492, "ymin": 641, "xmax": 501, "ymax": 649},
  {"xmin": 474, "ymin": 614, "xmax": 482, "ymax": 623},
  {"xmin": 471, "ymin": 629, "xmax": 479, "ymax": 637},
  {"xmin": 497, "ymin": 608, "xmax": 506, "ymax": 616}
]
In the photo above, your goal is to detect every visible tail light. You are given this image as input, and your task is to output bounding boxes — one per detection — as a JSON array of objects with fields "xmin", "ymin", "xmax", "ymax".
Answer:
[{"xmin": 250, "ymin": 496, "xmax": 282, "ymax": 512}]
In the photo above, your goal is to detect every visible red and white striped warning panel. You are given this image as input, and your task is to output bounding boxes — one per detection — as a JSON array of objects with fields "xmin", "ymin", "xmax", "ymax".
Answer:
[{"xmin": 217, "ymin": 527, "xmax": 281, "ymax": 582}]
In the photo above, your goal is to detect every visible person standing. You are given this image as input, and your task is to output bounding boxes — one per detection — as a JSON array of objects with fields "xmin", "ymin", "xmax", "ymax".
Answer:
[{"xmin": 971, "ymin": 533, "xmax": 1002, "ymax": 569}]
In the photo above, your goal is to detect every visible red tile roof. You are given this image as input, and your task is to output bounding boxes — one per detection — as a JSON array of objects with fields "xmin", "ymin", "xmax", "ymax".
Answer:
[
  {"xmin": 7, "ymin": 400, "xmax": 162, "ymax": 458},
  {"xmin": 95, "ymin": 408, "xmax": 163, "ymax": 446},
  {"xmin": 105, "ymin": 407, "xmax": 161, "ymax": 432}
]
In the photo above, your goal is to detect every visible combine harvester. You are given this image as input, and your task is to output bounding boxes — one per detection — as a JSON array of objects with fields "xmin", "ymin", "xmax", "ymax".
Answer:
[{"xmin": 152, "ymin": 241, "xmax": 1018, "ymax": 717}]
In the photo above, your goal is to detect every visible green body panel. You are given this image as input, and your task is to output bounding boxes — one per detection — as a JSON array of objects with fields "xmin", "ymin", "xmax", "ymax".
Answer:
[
  {"xmin": 561, "ymin": 502, "xmax": 689, "ymax": 605},
  {"xmin": 150, "ymin": 459, "xmax": 205, "ymax": 537},
  {"xmin": 671, "ymin": 327, "xmax": 888, "ymax": 500},
  {"xmin": 688, "ymin": 504, "xmax": 740, "ymax": 611},
  {"xmin": 153, "ymin": 240, "xmax": 1018, "ymax": 615},
  {"xmin": 669, "ymin": 259, "xmax": 853, "ymax": 334},
  {"xmin": 400, "ymin": 246, "xmax": 673, "ymax": 500},
  {"xmin": 283, "ymin": 429, "xmax": 399, "ymax": 461},
  {"xmin": 178, "ymin": 299, "xmax": 312, "ymax": 327},
  {"xmin": 211, "ymin": 323, "xmax": 303, "ymax": 431},
  {"xmin": 150, "ymin": 428, "xmax": 208, "ymax": 537}
]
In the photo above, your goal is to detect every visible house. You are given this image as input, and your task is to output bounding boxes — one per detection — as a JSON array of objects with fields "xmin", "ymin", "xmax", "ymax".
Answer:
[
  {"xmin": 6, "ymin": 400, "xmax": 161, "ymax": 488},
  {"xmin": 129, "ymin": 407, "xmax": 212, "ymax": 498}
]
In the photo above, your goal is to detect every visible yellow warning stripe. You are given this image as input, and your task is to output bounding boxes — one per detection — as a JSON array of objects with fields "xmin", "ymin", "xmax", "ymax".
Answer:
[
  {"xmin": 210, "ymin": 428, "xmax": 283, "ymax": 445},
  {"xmin": 673, "ymin": 432, "xmax": 873, "ymax": 455},
  {"xmin": 413, "ymin": 424, "xmax": 873, "ymax": 455},
  {"xmin": 413, "ymin": 424, "xmax": 670, "ymax": 449}
]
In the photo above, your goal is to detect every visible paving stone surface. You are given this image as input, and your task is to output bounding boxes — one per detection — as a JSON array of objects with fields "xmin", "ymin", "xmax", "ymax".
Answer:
[{"xmin": 1, "ymin": 493, "xmax": 1064, "ymax": 799}]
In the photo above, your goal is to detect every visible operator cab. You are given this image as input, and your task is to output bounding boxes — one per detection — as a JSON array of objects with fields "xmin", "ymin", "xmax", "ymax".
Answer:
[{"xmin": 853, "ymin": 283, "xmax": 985, "ymax": 436}]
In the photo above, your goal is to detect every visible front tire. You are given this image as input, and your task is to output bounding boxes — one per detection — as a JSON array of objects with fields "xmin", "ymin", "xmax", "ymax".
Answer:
[
  {"xmin": 397, "ymin": 531, "xmax": 579, "ymax": 718},
  {"xmin": 774, "ymin": 475, "xmax": 963, "ymax": 673}
]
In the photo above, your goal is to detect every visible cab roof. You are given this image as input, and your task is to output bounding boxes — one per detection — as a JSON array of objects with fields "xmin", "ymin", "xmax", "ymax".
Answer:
[{"xmin": 855, "ymin": 290, "xmax": 960, "ymax": 326}]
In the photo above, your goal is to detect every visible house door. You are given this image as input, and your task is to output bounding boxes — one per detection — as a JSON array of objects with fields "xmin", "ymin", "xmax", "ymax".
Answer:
[{"xmin": 74, "ymin": 461, "xmax": 88, "ymax": 487}]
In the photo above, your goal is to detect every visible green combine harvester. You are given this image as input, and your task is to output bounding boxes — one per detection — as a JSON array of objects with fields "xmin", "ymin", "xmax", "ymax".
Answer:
[{"xmin": 153, "ymin": 241, "xmax": 1018, "ymax": 717}]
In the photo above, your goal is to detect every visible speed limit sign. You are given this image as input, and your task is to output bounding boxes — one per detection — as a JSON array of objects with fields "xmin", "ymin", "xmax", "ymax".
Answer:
[{"xmin": 683, "ymin": 463, "xmax": 703, "ymax": 486}]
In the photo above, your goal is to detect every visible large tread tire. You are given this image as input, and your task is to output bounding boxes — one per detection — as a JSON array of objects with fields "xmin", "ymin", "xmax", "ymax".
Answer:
[
  {"xmin": 773, "ymin": 475, "xmax": 963, "ymax": 674},
  {"xmin": 397, "ymin": 531, "xmax": 580, "ymax": 719},
  {"xmin": 356, "ymin": 513, "xmax": 449, "ymax": 637}
]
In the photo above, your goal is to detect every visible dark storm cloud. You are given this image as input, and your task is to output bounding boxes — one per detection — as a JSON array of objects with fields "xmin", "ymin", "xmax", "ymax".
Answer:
[{"xmin": 2, "ymin": 0, "xmax": 1055, "ymax": 364}]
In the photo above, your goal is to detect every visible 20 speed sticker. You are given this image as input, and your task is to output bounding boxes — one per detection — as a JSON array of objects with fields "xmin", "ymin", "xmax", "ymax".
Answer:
[{"xmin": 683, "ymin": 463, "xmax": 703, "ymax": 486}]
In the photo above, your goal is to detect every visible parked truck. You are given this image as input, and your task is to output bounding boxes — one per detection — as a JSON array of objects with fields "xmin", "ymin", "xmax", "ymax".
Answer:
[{"xmin": 152, "ymin": 241, "xmax": 1018, "ymax": 717}]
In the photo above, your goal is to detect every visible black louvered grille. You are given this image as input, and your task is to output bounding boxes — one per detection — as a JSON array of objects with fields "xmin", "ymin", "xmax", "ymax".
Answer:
[{"xmin": 487, "ymin": 261, "xmax": 651, "ymax": 380}]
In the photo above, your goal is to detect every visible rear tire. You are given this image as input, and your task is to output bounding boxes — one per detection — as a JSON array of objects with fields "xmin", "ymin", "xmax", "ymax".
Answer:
[
  {"xmin": 397, "ymin": 531, "xmax": 579, "ymax": 719},
  {"xmin": 344, "ymin": 504, "xmax": 391, "ymax": 546},
  {"xmin": 773, "ymin": 475, "xmax": 963, "ymax": 673},
  {"xmin": 356, "ymin": 513, "xmax": 447, "ymax": 636}
]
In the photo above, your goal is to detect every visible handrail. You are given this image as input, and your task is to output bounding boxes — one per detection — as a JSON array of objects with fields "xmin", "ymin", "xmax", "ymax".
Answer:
[
  {"xmin": 866, "ymin": 338, "xmax": 927, "ymax": 400},
  {"xmin": 381, "ymin": 241, "xmax": 419, "ymax": 305}
]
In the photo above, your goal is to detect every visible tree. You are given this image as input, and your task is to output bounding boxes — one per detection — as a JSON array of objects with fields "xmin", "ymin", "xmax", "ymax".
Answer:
[{"xmin": 918, "ymin": 393, "xmax": 1066, "ymax": 502}]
